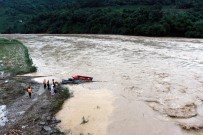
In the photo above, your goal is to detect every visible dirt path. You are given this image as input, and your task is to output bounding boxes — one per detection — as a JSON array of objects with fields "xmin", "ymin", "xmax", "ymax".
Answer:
[
  {"xmin": 6, "ymin": 85, "xmax": 43, "ymax": 124},
  {"xmin": 0, "ymin": 81, "xmax": 43, "ymax": 133}
]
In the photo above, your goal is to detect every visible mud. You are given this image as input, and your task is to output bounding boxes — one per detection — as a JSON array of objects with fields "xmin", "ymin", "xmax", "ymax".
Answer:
[
  {"xmin": 1, "ymin": 34, "xmax": 203, "ymax": 135},
  {"xmin": 56, "ymin": 86, "xmax": 113, "ymax": 135}
]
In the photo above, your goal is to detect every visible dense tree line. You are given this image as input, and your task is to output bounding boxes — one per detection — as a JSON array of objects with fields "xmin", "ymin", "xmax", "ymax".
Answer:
[
  {"xmin": 1, "ymin": 0, "xmax": 203, "ymax": 37},
  {"xmin": 4, "ymin": 5, "xmax": 203, "ymax": 38}
]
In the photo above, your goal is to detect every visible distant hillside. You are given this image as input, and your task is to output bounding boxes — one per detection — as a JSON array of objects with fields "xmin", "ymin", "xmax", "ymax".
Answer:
[
  {"xmin": 0, "ymin": 0, "xmax": 202, "ymax": 37},
  {"xmin": 0, "ymin": 0, "xmax": 75, "ymax": 32}
]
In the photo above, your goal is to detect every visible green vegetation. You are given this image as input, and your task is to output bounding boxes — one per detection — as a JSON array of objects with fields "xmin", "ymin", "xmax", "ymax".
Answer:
[
  {"xmin": 0, "ymin": 38, "xmax": 37, "ymax": 75},
  {"xmin": 0, "ymin": 38, "xmax": 36, "ymax": 105},
  {"xmin": 0, "ymin": 0, "xmax": 203, "ymax": 38},
  {"xmin": 50, "ymin": 84, "xmax": 71, "ymax": 113}
]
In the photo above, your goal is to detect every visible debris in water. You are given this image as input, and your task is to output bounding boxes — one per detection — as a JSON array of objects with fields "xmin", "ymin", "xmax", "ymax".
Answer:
[
  {"xmin": 81, "ymin": 116, "xmax": 89, "ymax": 124},
  {"xmin": 165, "ymin": 103, "xmax": 197, "ymax": 118},
  {"xmin": 178, "ymin": 123, "xmax": 203, "ymax": 130}
]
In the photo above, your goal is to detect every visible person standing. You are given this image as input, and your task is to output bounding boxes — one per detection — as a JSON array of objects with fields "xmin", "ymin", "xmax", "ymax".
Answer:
[
  {"xmin": 52, "ymin": 79, "xmax": 56, "ymax": 87},
  {"xmin": 27, "ymin": 86, "xmax": 32, "ymax": 98},
  {"xmin": 51, "ymin": 84, "xmax": 55, "ymax": 95},
  {"xmin": 43, "ymin": 79, "xmax": 47, "ymax": 89},
  {"xmin": 47, "ymin": 80, "xmax": 50, "ymax": 90}
]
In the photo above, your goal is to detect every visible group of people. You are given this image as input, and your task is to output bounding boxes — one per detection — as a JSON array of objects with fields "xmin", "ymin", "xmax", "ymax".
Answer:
[
  {"xmin": 43, "ymin": 79, "xmax": 57, "ymax": 95},
  {"xmin": 27, "ymin": 79, "xmax": 58, "ymax": 98}
]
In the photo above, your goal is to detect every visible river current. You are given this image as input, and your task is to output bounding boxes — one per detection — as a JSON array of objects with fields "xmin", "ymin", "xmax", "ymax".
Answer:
[{"xmin": 1, "ymin": 34, "xmax": 203, "ymax": 135}]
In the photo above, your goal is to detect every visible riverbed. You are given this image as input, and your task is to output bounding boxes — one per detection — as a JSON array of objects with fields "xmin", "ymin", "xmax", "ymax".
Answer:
[{"xmin": 1, "ymin": 34, "xmax": 203, "ymax": 135}]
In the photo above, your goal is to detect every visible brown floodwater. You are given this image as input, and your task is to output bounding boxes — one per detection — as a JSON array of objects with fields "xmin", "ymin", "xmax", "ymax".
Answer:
[{"xmin": 1, "ymin": 34, "xmax": 203, "ymax": 135}]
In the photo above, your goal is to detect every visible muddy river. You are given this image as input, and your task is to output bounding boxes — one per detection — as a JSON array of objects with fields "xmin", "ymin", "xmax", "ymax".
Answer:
[{"xmin": 1, "ymin": 34, "xmax": 203, "ymax": 135}]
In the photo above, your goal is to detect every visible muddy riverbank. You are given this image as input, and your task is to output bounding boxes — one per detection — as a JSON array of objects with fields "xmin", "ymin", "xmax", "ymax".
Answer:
[
  {"xmin": 1, "ymin": 34, "xmax": 203, "ymax": 135},
  {"xmin": 0, "ymin": 37, "xmax": 70, "ymax": 134},
  {"xmin": 0, "ymin": 76, "xmax": 71, "ymax": 135}
]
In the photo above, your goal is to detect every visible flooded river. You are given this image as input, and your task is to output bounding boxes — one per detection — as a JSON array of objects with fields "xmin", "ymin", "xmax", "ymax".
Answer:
[{"xmin": 1, "ymin": 34, "xmax": 203, "ymax": 135}]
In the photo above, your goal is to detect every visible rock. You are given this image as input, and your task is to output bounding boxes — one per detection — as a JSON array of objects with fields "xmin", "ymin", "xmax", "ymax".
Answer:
[
  {"xmin": 56, "ymin": 120, "xmax": 61, "ymax": 123},
  {"xmin": 51, "ymin": 120, "xmax": 61, "ymax": 124},
  {"xmin": 16, "ymin": 111, "xmax": 25, "ymax": 116},
  {"xmin": 50, "ymin": 124, "xmax": 56, "ymax": 128},
  {"xmin": 43, "ymin": 126, "xmax": 52, "ymax": 131},
  {"xmin": 52, "ymin": 117, "xmax": 56, "ymax": 121},
  {"xmin": 22, "ymin": 125, "xmax": 28, "ymax": 129},
  {"xmin": 39, "ymin": 122, "xmax": 46, "ymax": 125},
  {"xmin": 46, "ymin": 116, "xmax": 52, "ymax": 121},
  {"xmin": 41, "ymin": 106, "xmax": 48, "ymax": 109},
  {"xmin": 41, "ymin": 114, "xmax": 47, "ymax": 120},
  {"xmin": 4, "ymin": 80, "xmax": 8, "ymax": 83}
]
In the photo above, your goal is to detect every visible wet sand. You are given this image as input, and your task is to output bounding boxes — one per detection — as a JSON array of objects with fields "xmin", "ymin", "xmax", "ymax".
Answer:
[{"xmin": 1, "ymin": 34, "xmax": 203, "ymax": 135}]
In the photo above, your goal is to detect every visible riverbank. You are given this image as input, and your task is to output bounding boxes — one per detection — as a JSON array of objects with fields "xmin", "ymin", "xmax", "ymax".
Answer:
[
  {"xmin": 0, "ymin": 38, "xmax": 71, "ymax": 134},
  {"xmin": 0, "ymin": 38, "xmax": 37, "ymax": 108},
  {"xmin": 0, "ymin": 76, "xmax": 71, "ymax": 135}
]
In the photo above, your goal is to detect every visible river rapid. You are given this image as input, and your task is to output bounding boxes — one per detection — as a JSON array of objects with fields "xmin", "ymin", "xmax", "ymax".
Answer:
[{"xmin": 1, "ymin": 34, "xmax": 203, "ymax": 135}]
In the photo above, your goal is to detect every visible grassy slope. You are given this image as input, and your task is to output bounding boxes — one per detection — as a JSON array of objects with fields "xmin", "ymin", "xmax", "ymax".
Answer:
[
  {"xmin": 0, "ymin": 38, "xmax": 36, "ymax": 75},
  {"xmin": 0, "ymin": 38, "xmax": 37, "ymax": 105}
]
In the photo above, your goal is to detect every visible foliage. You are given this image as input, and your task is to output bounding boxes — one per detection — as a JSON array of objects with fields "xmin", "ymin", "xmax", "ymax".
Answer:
[
  {"xmin": 0, "ymin": 0, "xmax": 203, "ymax": 38},
  {"xmin": 0, "ymin": 38, "xmax": 37, "ymax": 75},
  {"xmin": 50, "ymin": 85, "xmax": 71, "ymax": 113}
]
